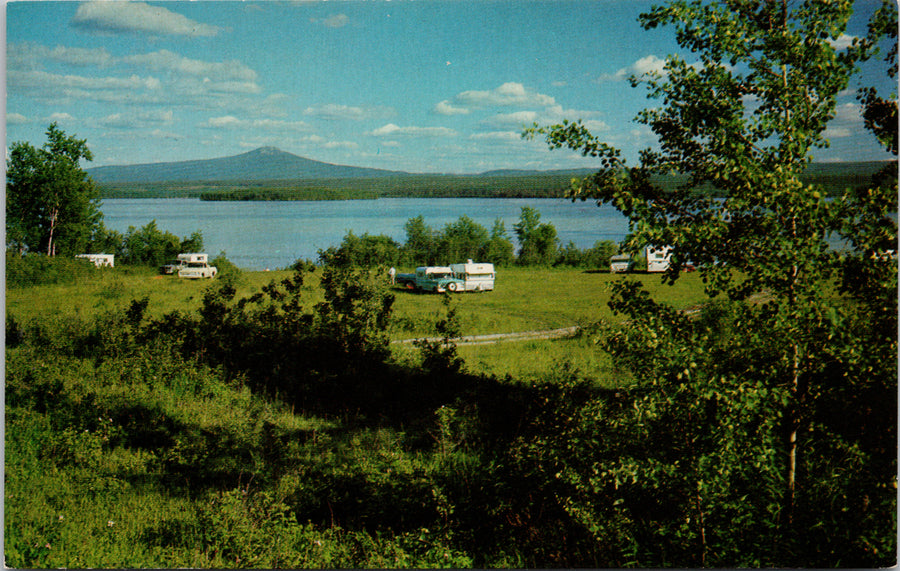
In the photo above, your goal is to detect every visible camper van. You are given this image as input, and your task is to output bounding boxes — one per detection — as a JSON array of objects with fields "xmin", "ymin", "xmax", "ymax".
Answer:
[
  {"xmin": 646, "ymin": 246, "xmax": 672, "ymax": 273},
  {"xmin": 449, "ymin": 260, "xmax": 495, "ymax": 291},
  {"xmin": 161, "ymin": 253, "xmax": 209, "ymax": 275},
  {"xmin": 76, "ymin": 253, "xmax": 114, "ymax": 268}
]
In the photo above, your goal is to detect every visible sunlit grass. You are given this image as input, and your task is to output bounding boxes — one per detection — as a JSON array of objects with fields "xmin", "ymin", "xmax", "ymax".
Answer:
[{"xmin": 8, "ymin": 265, "xmax": 710, "ymax": 381}]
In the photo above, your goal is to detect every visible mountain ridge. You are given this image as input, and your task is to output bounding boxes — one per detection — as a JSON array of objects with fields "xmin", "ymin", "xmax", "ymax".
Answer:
[
  {"xmin": 86, "ymin": 146, "xmax": 894, "ymax": 185},
  {"xmin": 86, "ymin": 146, "xmax": 408, "ymax": 183}
]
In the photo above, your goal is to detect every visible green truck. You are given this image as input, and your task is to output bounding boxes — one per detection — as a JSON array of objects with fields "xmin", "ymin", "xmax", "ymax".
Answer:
[{"xmin": 396, "ymin": 262, "xmax": 495, "ymax": 293}]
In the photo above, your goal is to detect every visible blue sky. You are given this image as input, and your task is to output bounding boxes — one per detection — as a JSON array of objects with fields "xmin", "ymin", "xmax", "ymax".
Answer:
[{"xmin": 6, "ymin": 1, "xmax": 896, "ymax": 174}]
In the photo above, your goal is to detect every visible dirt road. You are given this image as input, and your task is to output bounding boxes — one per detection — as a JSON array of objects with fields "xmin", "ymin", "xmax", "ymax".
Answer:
[{"xmin": 392, "ymin": 326, "xmax": 581, "ymax": 347}]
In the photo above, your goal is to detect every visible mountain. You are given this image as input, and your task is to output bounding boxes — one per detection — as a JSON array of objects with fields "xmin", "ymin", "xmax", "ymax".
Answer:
[
  {"xmin": 86, "ymin": 146, "xmax": 408, "ymax": 183},
  {"xmin": 87, "ymin": 146, "xmax": 896, "ymax": 186}
]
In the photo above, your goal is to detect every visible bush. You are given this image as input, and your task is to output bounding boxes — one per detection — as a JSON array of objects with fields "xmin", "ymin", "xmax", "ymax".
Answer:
[
  {"xmin": 6, "ymin": 250, "xmax": 98, "ymax": 288},
  {"xmin": 210, "ymin": 251, "xmax": 242, "ymax": 279},
  {"xmin": 318, "ymin": 232, "xmax": 401, "ymax": 268}
]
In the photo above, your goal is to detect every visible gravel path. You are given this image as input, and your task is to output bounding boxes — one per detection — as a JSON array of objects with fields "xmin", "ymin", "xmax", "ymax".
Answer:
[
  {"xmin": 392, "ymin": 326, "xmax": 581, "ymax": 347},
  {"xmin": 392, "ymin": 304, "xmax": 711, "ymax": 347}
]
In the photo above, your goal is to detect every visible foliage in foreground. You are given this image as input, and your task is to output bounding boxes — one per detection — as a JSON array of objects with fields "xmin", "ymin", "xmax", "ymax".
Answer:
[
  {"xmin": 527, "ymin": 0, "xmax": 898, "ymax": 564},
  {"xmin": 6, "ymin": 261, "xmax": 896, "ymax": 568}
]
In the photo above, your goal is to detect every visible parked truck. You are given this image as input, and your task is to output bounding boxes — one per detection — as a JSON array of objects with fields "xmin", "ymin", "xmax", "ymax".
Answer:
[
  {"xmin": 159, "ymin": 253, "xmax": 217, "ymax": 279},
  {"xmin": 396, "ymin": 261, "xmax": 495, "ymax": 293},
  {"xmin": 396, "ymin": 266, "xmax": 463, "ymax": 292},
  {"xmin": 161, "ymin": 253, "xmax": 209, "ymax": 275}
]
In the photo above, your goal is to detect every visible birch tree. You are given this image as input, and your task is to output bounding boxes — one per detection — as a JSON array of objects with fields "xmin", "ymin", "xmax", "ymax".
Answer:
[
  {"xmin": 7, "ymin": 123, "xmax": 99, "ymax": 256},
  {"xmin": 526, "ymin": 0, "xmax": 897, "ymax": 564}
]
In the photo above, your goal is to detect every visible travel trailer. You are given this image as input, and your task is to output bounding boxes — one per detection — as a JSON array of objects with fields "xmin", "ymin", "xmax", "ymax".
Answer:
[
  {"xmin": 645, "ymin": 246, "xmax": 672, "ymax": 273},
  {"xmin": 449, "ymin": 260, "xmax": 495, "ymax": 291},
  {"xmin": 609, "ymin": 254, "xmax": 633, "ymax": 273},
  {"xmin": 161, "ymin": 253, "xmax": 210, "ymax": 274},
  {"xmin": 76, "ymin": 253, "xmax": 114, "ymax": 268}
]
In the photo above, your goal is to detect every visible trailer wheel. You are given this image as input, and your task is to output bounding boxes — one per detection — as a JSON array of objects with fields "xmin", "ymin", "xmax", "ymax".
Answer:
[{"xmin": 449, "ymin": 282, "xmax": 458, "ymax": 292}]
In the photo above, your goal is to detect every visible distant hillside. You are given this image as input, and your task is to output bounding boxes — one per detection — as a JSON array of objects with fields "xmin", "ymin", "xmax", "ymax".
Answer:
[
  {"xmin": 86, "ymin": 146, "xmax": 407, "ymax": 183},
  {"xmin": 90, "ymin": 146, "xmax": 895, "ymax": 200}
]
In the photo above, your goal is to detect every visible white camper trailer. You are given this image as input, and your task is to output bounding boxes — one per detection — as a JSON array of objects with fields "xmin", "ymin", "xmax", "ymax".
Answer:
[
  {"xmin": 162, "ymin": 253, "xmax": 210, "ymax": 274},
  {"xmin": 645, "ymin": 246, "xmax": 672, "ymax": 273},
  {"xmin": 449, "ymin": 260, "xmax": 495, "ymax": 291},
  {"xmin": 609, "ymin": 254, "xmax": 633, "ymax": 273},
  {"xmin": 178, "ymin": 253, "xmax": 208, "ymax": 264},
  {"xmin": 76, "ymin": 253, "xmax": 114, "ymax": 268}
]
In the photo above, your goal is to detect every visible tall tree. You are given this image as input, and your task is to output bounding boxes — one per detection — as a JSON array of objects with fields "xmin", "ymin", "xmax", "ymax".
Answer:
[
  {"xmin": 402, "ymin": 215, "xmax": 436, "ymax": 266},
  {"xmin": 513, "ymin": 206, "xmax": 558, "ymax": 265},
  {"xmin": 7, "ymin": 123, "xmax": 100, "ymax": 256},
  {"xmin": 437, "ymin": 215, "xmax": 490, "ymax": 263},
  {"xmin": 526, "ymin": 0, "xmax": 896, "ymax": 564},
  {"xmin": 484, "ymin": 218, "xmax": 515, "ymax": 266}
]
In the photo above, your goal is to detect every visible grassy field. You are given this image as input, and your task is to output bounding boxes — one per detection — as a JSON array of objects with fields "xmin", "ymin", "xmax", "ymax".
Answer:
[
  {"xmin": 7, "ymin": 261, "xmax": 893, "ymax": 568},
  {"xmin": 7, "ymin": 265, "xmax": 708, "ymax": 379}
]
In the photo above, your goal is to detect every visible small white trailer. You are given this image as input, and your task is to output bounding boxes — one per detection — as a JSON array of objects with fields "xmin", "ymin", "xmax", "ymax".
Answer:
[
  {"xmin": 76, "ymin": 253, "xmax": 115, "ymax": 268},
  {"xmin": 609, "ymin": 254, "xmax": 633, "ymax": 273},
  {"xmin": 646, "ymin": 246, "xmax": 672, "ymax": 273},
  {"xmin": 449, "ymin": 260, "xmax": 495, "ymax": 291}
]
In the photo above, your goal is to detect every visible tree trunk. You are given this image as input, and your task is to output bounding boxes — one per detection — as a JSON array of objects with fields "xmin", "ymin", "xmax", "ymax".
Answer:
[{"xmin": 46, "ymin": 206, "xmax": 59, "ymax": 257}]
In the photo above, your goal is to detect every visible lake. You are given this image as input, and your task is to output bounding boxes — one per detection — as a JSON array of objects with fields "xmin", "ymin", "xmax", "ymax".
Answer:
[{"xmin": 100, "ymin": 197, "xmax": 631, "ymax": 270}]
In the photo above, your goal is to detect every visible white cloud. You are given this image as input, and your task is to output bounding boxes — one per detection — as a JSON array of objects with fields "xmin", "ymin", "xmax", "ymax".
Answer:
[
  {"xmin": 303, "ymin": 103, "xmax": 395, "ymax": 120},
  {"xmin": 71, "ymin": 1, "xmax": 221, "ymax": 37},
  {"xmin": 824, "ymin": 102, "xmax": 862, "ymax": 139},
  {"xmin": 827, "ymin": 34, "xmax": 856, "ymax": 51},
  {"xmin": 833, "ymin": 102, "xmax": 862, "ymax": 123},
  {"xmin": 8, "ymin": 43, "xmax": 114, "ymax": 70},
  {"xmin": 369, "ymin": 123, "xmax": 458, "ymax": 137},
  {"xmin": 205, "ymin": 115, "xmax": 242, "ymax": 128},
  {"xmin": 470, "ymin": 131, "xmax": 523, "ymax": 142},
  {"xmin": 100, "ymin": 109, "xmax": 174, "ymax": 129},
  {"xmin": 201, "ymin": 116, "xmax": 313, "ymax": 131},
  {"xmin": 123, "ymin": 50, "xmax": 257, "ymax": 82},
  {"xmin": 324, "ymin": 140, "xmax": 359, "ymax": 149},
  {"xmin": 312, "ymin": 14, "xmax": 349, "ymax": 28},
  {"xmin": 581, "ymin": 119, "xmax": 611, "ymax": 133},
  {"xmin": 485, "ymin": 110, "xmax": 540, "ymax": 128},
  {"xmin": 455, "ymin": 82, "xmax": 556, "ymax": 108},
  {"xmin": 485, "ymin": 106, "xmax": 604, "ymax": 130},
  {"xmin": 48, "ymin": 112, "xmax": 76, "ymax": 122},
  {"xmin": 7, "ymin": 113, "xmax": 28, "ymax": 125},
  {"xmin": 200, "ymin": 79, "xmax": 262, "ymax": 95},
  {"xmin": 9, "ymin": 69, "xmax": 162, "ymax": 101},
  {"xmin": 598, "ymin": 54, "xmax": 668, "ymax": 82},
  {"xmin": 434, "ymin": 100, "xmax": 470, "ymax": 116}
]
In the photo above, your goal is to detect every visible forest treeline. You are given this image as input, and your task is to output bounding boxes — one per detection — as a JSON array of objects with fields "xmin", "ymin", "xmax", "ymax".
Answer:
[
  {"xmin": 95, "ymin": 161, "xmax": 893, "ymax": 200},
  {"xmin": 315, "ymin": 206, "xmax": 623, "ymax": 270}
]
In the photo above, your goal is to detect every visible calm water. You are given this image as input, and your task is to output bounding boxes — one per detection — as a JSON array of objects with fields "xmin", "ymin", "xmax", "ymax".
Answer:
[{"xmin": 100, "ymin": 198, "xmax": 630, "ymax": 270}]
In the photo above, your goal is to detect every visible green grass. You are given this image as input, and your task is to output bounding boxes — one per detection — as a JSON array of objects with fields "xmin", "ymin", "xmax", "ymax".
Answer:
[
  {"xmin": 7, "ymin": 265, "xmax": 709, "ymax": 380},
  {"xmin": 8, "ymin": 265, "xmax": 707, "ymax": 333}
]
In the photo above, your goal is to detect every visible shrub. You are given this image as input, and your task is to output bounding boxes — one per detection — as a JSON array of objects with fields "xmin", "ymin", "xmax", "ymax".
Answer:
[{"xmin": 6, "ymin": 250, "xmax": 97, "ymax": 288}]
